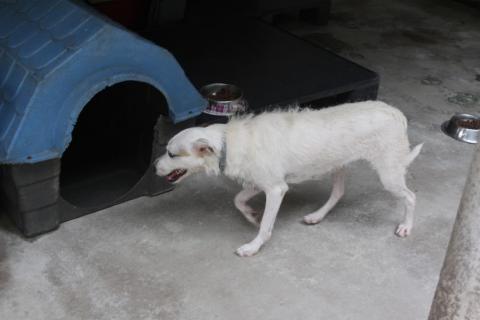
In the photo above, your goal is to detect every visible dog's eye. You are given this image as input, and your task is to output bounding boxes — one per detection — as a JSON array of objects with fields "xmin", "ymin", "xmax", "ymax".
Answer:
[{"xmin": 167, "ymin": 151, "xmax": 177, "ymax": 158}]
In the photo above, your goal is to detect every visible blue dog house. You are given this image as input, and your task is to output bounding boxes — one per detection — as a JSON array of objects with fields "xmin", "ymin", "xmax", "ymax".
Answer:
[{"xmin": 0, "ymin": 0, "xmax": 206, "ymax": 236}]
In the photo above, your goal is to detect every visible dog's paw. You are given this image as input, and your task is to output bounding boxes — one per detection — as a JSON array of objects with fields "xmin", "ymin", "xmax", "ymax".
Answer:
[
  {"xmin": 395, "ymin": 224, "xmax": 412, "ymax": 238},
  {"xmin": 235, "ymin": 243, "xmax": 260, "ymax": 257},
  {"xmin": 303, "ymin": 213, "xmax": 323, "ymax": 225}
]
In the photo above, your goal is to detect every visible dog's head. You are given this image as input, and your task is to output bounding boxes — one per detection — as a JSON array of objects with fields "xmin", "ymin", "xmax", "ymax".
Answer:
[{"xmin": 154, "ymin": 127, "xmax": 221, "ymax": 183}]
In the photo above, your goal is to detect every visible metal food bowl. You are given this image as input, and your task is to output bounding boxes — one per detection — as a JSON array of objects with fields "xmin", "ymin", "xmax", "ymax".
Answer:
[
  {"xmin": 442, "ymin": 113, "xmax": 480, "ymax": 144},
  {"xmin": 200, "ymin": 83, "xmax": 248, "ymax": 116}
]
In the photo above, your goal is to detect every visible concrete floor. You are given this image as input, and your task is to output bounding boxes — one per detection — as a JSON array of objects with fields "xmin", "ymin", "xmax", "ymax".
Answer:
[{"xmin": 1, "ymin": 0, "xmax": 480, "ymax": 319}]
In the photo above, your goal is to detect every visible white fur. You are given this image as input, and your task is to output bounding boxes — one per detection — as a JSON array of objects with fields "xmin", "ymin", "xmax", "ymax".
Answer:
[{"xmin": 155, "ymin": 101, "xmax": 423, "ymax": 257}]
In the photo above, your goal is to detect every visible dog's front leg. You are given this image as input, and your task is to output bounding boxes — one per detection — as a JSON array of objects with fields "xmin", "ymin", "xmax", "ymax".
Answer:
[
  {"xmin": 235, "ymin": 183, "xmax": 288, "ymax": 257},
  {"xmin": 234, "ymin": 187, "xmax": 262, "ymax": 227},
  {"xmin": 303, "ymin": 168, "xmax": 345, "ymax": 224}
]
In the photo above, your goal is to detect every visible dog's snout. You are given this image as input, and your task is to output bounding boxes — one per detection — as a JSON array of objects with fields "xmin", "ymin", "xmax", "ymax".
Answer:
[{"xmin": 153, "ymin": 157, "xmax": 165, "ymax": 176}]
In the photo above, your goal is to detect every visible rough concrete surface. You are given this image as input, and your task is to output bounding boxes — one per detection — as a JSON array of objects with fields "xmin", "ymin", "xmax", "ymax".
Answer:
[{"xmin": 1, "ymin": 0, "xmax": 480, "ymax": 319}]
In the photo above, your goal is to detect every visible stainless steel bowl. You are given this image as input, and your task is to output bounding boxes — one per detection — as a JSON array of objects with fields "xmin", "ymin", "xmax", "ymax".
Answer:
[
  {"xmin": 442, "ymin": 113, "xmax": 480, "ymax": 144},
  {"xmin": 200, "ymin": 83, "xmax": 248, "ymax": 116}
]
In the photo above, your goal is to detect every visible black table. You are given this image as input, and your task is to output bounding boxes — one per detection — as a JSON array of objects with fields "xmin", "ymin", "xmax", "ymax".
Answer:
[{"xmin": 147, "ymin": 16, "xmax": 378, "ymax": 112}]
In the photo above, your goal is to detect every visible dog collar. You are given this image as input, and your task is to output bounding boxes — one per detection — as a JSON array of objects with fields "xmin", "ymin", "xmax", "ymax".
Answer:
[{"xmin": 218, "ymin": 140, "xmax": 227, "ymax": 173}]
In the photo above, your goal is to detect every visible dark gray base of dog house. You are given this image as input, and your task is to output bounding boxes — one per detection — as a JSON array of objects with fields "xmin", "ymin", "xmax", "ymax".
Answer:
[
  {"xmin": 0, "ymin": 159, "xmax": 169, "ymax": 237},
  {"xmin": 0, "ymin": 18, "xmax": 378, "ymax": 238}
]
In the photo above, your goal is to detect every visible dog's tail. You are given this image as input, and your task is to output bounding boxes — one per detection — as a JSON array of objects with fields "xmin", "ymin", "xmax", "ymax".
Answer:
[{"xmin": 406, "ymin": 143, "xmax": 424, "ymax": 167}]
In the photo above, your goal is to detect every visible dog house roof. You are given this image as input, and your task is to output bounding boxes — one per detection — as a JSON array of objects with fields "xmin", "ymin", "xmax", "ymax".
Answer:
[{"xmin": 0, "ymin": 0, "xmax": 206, "ymax": 164}]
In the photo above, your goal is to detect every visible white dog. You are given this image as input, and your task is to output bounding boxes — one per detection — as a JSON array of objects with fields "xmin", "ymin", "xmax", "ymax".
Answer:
[{"xmin": 155, "ymin": 101, "xmax": 423, "ymax": 257}]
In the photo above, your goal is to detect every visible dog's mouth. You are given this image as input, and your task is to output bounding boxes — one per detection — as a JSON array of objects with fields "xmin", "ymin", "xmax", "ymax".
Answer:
[{"xmin": 166, "ymin": 169, "xmax": 187, "ymax": 183}]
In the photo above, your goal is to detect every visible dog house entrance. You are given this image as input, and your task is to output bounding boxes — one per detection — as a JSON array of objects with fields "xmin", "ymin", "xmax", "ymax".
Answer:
[{"xmin": 60, "ymin": 81, "xmax": 167, "ymax": 208}]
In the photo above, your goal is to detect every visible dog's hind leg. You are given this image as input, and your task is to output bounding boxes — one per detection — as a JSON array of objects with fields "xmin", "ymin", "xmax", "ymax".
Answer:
[
  {"xmin": 236, "ymin": 183, "xmax": 288, "ymax": 257},
  {"xmin": 375, "ymin": 163, "xmax": 416, "ymax": 237},
  {"xmin": 303, "ymin": 168, "xmax": 346, "ymax": 225},
  {"xmin": 234, "ymin": 187, "xmax": 262, "ymax": 227}
]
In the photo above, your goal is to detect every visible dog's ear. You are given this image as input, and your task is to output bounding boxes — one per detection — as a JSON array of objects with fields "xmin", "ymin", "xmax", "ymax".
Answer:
[{"xmin": 193, "ymin": 138, "xmax": 215, "ymax": 157}]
